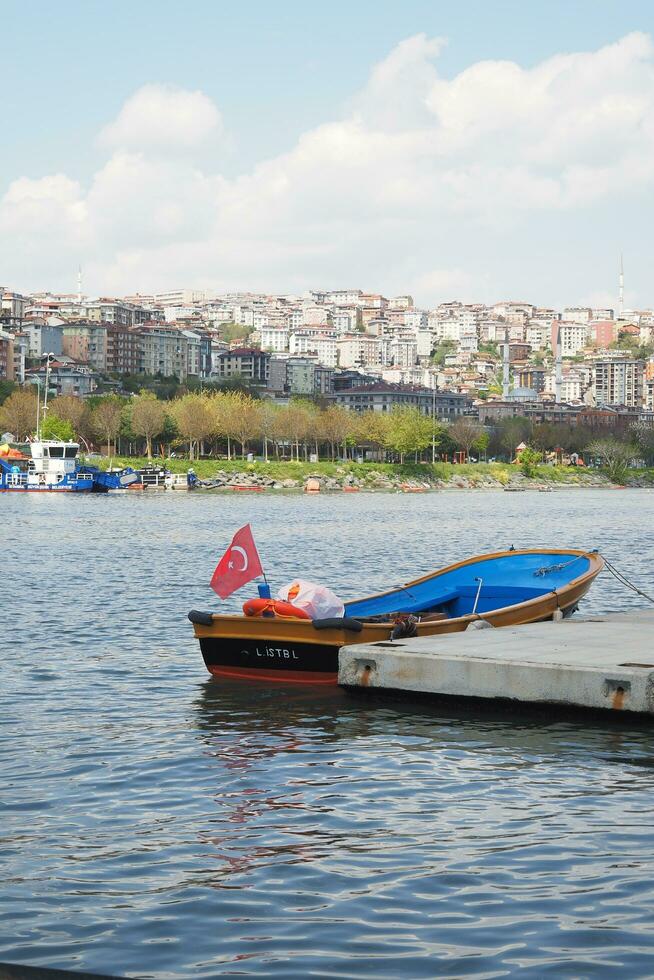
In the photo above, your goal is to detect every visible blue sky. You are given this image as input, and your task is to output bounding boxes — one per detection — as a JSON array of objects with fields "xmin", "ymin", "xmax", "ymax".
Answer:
[{"xmin": 2, "ymin": 0, "xmax": 654, "ymax": 307}]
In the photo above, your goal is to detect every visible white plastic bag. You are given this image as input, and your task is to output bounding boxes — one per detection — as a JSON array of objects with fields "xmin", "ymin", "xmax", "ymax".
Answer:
[{"xmin": 276, "ymin": 579, "xmax": 345, "ymax": 619}]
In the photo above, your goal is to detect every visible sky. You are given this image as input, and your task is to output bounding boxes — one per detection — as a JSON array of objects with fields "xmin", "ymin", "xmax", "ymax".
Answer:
[{"xmin": 2, "ymin": 0, "xmax": 654, "ymax": 309}]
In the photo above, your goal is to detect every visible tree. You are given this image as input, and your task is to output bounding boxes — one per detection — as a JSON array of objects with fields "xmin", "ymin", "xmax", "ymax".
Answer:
[
  {"xmin": 91, "ymin": 397, "xmax": 124, "ymax": 457},
  {"xmin": 498, "ymin": 416, "xmax": 533, "ymax": 461},
  {"xmin": 0, "ymin": 381, "xmax": 16, "ymax": 405},
  {"xmin": 258, "ymin": 401, "xmax": 279, "ymax": 462},
  {"xmin": 130, "ymin": 392, "xmax": 166, "ymax": 459},
  {"xmin": 41, "ymin": 414, "xmax": 75, "ymax": 440},
  {"xmin": 219, "ymin": 322, "xmax": 254, "ymax": 345},
  {"xmin": 50, "ymin": 395, "xmax": 90, "ymax": 441},
  {"xmin": 587, "ymin": 438, "xmax": 637, "ymax": 483},
  {"xmin": 318, "ymin": 406, "xmax": 353, "ymax": 460},
  {"xmin": 630, "ymin": 422, "xmax": 654, "ymax": 466},
  {"xmin": 474, "ymin": 430, "xmax": 490, "ymax": 460},
  {"xmin": 431, "ymin": 339, "xmax": 457, "ymax": 366},
  {"xmin": 519, "ymin": 446, "xmax": 542, "ymax": 478},
  {"xmin": 384, "ymin": 407, "xmax": 433, "ymax": 462},
  {"xmin": 273, "ymin": 401, "xmax": 313, "ymax": 461},
  {"xmin": 221, "ymin": 393, "xmax": 263, "ymax": 458},
  {"xmin": 450, "ymin": 418, "xmax": 484, "ymax": 461},
  {"xmin": 171, "ymin": 393, "xmax": 216, "ymax": 459},
  {"xmin": 354, "ymin": 411, "xmax": 391, "ymax": 460},
  {"xmin": 0, "ymin": 388, "xmax": 38, "ymax": 440}
]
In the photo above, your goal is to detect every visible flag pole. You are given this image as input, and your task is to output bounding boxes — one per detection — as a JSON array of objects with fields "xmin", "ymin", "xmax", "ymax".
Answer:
[{"xmin": 259, "ymin": 568, "xmax": 271, "ymax": 598}]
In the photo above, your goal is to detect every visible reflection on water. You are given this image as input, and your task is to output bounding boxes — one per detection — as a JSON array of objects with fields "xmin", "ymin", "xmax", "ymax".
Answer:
[{"xmin": 2, "ymin": 490, "xmax": 654, "ymax": 977}]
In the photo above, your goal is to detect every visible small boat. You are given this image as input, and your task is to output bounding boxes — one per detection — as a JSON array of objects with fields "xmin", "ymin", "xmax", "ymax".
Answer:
[
  {"xmin": 87, "ymin": 466, "xmax": 138, "ymax": 492},
  {"xmin": 189, "ymin": 548, "xmax": 604, "ymax": 685}
]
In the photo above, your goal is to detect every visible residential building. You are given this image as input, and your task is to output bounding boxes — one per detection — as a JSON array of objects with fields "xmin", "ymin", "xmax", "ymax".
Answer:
[
  {"xmin": 106, "ymin": 325, "xmax": 144, "ymax": 376},
  {"xmin": 61, "ymin": 323, "xmax": 108, "ymax": 372},
  {"xmin": 562, "ymin": 307, "xmax": 592, "ymax": 323},
  {"xmin": 590, "ymin": 320, "xmax": 618, "ymax": 347},
  {"xmin": 0, "ymin": 330, "xmax": 14, "ymax": 380},
  {"xmin": 154, "ymin": 290, "xmax": 208, "ymax": 307},
  {"xmin": 215, "ymin": 347, "xmax": 270, "ymax": 384},
  {"xmin": 23, "ymin": 322, "xmax": 64, "ymax": 358},
  {"xmin": 26, "ymin": 361, "xmax": 97, "ymax": 397},
  {"xmin": 260, "ymin": 326, "xmax": 290, "ymax": 352},
  {"xmin": 329, "ymin": 289, "xmax": 363, "ymax": 306},
  {"xmin": 289, "ymin": 332, "xmax": 338, "ymax": 367},
  {"xmin": 332, "ymin": 369, "xmax": 382, "ymax": 391},
  {"xmin": 334, "ymin": 382, "xmax": 469, "ymax": 418},
  {"xmin": 594, "ymin": 357, "xmax": 644, "ymax": 408},
  {"xmin": 140, "ymin": 324, "xmax": 189, "ymax": 380},
  {"xmin": 516, "ymin": 367, "xmax": 545, "ymax": 394},
  {"xmin": 552, "ymin": 322, "xmax": 589, "ymax": 356}
]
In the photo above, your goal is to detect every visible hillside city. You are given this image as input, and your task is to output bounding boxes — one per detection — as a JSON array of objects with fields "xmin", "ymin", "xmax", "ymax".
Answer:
[{"xmin": 1, "ymin": 284, "xmax": 652, "ymax": 438}]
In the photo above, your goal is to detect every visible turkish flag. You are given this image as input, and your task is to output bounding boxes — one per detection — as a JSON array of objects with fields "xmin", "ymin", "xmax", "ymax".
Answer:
[{"xmin": 210, "ymin": 524, "xmax": 264, "ymax": 599}]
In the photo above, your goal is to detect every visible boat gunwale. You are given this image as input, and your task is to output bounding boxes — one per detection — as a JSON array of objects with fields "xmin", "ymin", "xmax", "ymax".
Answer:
[{"xmin": 192, "ymin": 549, "xmax": 604, "ymax": 639}]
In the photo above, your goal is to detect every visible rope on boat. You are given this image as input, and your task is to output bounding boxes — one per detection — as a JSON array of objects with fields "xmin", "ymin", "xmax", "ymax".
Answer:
[
  {"xmin": 534, "ymin": 555, "xmax": 585, "ymax": 577},
  {"xmin": 602, "ymin": 556, "xmax": 654, "ymax": 605}
]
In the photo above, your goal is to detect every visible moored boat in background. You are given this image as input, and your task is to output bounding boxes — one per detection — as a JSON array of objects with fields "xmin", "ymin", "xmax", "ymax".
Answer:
[{"xmin": 0, "ymin": 440, "xmax": 95, "ymax": 492}]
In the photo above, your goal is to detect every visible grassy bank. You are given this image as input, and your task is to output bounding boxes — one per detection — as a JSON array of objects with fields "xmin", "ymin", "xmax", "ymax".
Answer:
[{"xmin": 87, "ymin": 455, "xmax": 630, "ymax": 487}]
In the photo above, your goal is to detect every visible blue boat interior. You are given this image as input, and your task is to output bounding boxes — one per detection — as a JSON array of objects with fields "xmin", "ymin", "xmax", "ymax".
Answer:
[{"xmin": 344, "ymin": 552, "xmax": 591, "ymax": 620}]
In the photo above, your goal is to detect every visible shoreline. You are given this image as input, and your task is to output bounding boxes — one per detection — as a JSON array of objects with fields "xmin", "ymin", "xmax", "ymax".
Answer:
[{"xmin": 96, "ymin": 457, "xmax": 654, "ymax": 493}]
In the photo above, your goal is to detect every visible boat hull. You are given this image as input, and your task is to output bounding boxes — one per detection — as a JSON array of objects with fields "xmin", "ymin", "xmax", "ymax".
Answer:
[{"xmin": 191, "ymin": 549, "xmax": 604, "ymax": 684}]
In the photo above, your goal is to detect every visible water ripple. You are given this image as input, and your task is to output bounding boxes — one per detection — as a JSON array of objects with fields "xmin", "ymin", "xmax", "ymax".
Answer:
[{"xmin": 2, "ymin": 490, "xmax": 654, "ymax": 977}]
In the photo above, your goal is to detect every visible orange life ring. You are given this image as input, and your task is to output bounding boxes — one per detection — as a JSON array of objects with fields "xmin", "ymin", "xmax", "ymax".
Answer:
[{"xmin": 242, "ymin": 598, "xmax": 311, "ymax": 619}]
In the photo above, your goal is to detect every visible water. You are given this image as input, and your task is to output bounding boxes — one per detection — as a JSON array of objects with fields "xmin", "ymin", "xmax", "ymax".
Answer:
[{"xmin": 2, "ymin": 489, "xmax": 654, "ymax": 978}]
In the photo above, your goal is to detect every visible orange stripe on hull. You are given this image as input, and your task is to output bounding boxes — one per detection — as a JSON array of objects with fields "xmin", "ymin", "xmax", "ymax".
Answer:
[{"xmin": 207, "ymin": 665, "xmax": 338, "ymax": 685}]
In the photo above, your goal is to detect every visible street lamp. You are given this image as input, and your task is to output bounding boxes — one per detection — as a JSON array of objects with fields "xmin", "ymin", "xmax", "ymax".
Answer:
[
  {"xmin": 33, "ymin": 353, "xmax": 56, "ymax": 439},
  {"xmin": 431, "ymin": 374, "xmax": 436, "ymax": 463}
]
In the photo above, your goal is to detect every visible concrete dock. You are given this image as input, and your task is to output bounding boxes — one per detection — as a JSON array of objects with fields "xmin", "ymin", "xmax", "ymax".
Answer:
[{"xmin": 338, "ymin": 611, "xmax": 654, "ymax": 716}]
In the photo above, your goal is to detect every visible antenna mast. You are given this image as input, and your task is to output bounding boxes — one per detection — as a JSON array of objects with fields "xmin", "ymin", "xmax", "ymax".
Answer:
[{"xmin": 619, "ymin": 254, "xmax": 624, "ymax": 317}]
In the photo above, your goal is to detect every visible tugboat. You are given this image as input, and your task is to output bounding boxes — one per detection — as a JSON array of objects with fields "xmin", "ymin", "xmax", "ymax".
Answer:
[
  {"xmin": 0, "ymin": 440, "xmax": 96, "ymax": 492},
  {"xmin": 0, "ymin": 440, "xmax": 137, "ymax": 493}
]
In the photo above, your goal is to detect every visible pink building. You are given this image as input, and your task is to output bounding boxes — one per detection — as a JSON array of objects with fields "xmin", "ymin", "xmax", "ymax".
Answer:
[{"xmin": 590, "ymin": 320, "xmax": 617, "ymax": 347}]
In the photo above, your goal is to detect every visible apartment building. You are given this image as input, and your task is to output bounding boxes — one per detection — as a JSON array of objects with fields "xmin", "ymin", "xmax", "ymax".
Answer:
[
  {"xmin": 334, "ymin": 382, "xmax": 469, "ymax": 418},
  {"xmin": 215, "ymin": 347, "xmax": 270, "ymax": 384},
  {"xmin": 594, "ymin": 358, "xmax": 644, "ymax": 408},
  {"xmin": 552, "ymin": 322, "xmax": 589, "ymax": 357},
  {"xmin": 61, "ymin": 323, "xmax": 108, "ymax": 372}
]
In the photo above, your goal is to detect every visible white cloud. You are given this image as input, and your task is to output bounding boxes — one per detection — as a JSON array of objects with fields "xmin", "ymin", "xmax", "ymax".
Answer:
[
  {"xmin": 3, "ymin": 34, "xmax": 654, "ymax": 304},
  {"xmin": 98, "ymin": 84, "xmax": 223, "ymax": 152}
]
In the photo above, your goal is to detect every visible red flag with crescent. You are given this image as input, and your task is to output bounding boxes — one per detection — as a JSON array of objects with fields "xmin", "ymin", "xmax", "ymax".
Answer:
[{"xmin": 210, "ymin": 524, "xmax": 264, "ymax": 599}]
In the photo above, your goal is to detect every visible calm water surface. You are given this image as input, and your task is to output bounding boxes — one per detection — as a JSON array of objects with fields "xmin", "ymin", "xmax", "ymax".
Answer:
[{"xmin": 2, "ymin": 489, "xmax": 654, "ymax": 978}]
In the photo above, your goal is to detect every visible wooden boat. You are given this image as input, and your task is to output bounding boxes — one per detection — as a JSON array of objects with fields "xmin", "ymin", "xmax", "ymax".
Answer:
[{"xmin": 189, "ymin": 548, "xmax": 604, "ymax": 685}]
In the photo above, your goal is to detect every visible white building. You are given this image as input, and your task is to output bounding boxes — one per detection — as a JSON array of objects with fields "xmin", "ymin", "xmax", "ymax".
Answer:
[
  {"xmin": 332, "ymin": 309, "xmax": 360, "ymax": 334},
  {"xmin": 329, "ymin": 289, "xmax": 363, "ymax": 306},
  {"xmin": 403, "ymin": 309, "xmax": 428, "ymax": 330},
  {"xmin": 389, "ymin": 338, "xmax": 418, "ymax": 369},
  {"xmin": 302, "ymin": 305, "xmax": 332, "ymax": 326},
  {"xmin": 416, "ymin": 330, "xmax": 433, "ymax": 358},
  {"xmin": 154, "ymin": 290, "xmax": 208, "ymax": 307},
  {"xmin": 558, "ymin": 322, "xmax": 589, "ymax": 357},
  {"xmin": 260, "ymin": 327, "xmax": 290, "ymax": 352},
  {"xmin": 526, "ymin": 321, "xmax": 551, "ymax": 350},
  {"xmin": 562, "ymin": 307, "xmax": 592, "ymax": 324},
  {"xmin": 289, "ymin": 332, "xmax": 338, "ymax": 367}
]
